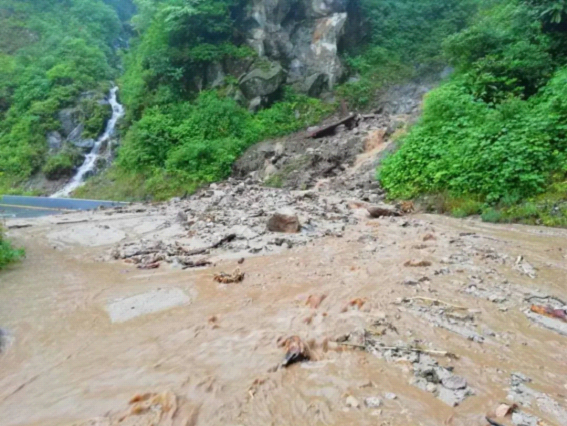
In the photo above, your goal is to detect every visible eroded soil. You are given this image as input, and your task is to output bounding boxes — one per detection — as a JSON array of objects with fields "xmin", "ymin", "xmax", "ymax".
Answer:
[{"xmin": 2, "ymin": 204, "xmax": 567, "ymax": 426}]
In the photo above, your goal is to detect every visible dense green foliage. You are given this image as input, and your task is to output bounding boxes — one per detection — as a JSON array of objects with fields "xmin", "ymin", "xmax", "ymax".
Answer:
[
  {"xmin": 380, "ymin": 0, "xmax": 567, "ymax": 223},
  {"xmin": 0, "ymin": 0, "xmax": 124, "ymax": 191},
  {"xmin": 0, "ymin": 227, "xmax": 24, "ymax": 270},
  {"xmin": 77, "ymin": 0, "xmax": 332, "ymax": 200},
  {"xmin": 82, "ymin": 88, "xmax": 332, "ymax": 200},
  {"xmin": 337, "ymin": 0, "xmax": 479, "ymax": 109}
]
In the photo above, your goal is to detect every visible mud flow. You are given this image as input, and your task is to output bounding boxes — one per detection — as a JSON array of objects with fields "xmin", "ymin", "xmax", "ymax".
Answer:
[{"xmin": 1, "ymin": 201, "xmax": 567, "ymax": 426}]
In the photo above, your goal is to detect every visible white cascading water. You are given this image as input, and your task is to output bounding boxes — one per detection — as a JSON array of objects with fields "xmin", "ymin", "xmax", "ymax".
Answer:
[{"xmin": 51, "ymin": 86, "xmax": 124, "ymax": 198}]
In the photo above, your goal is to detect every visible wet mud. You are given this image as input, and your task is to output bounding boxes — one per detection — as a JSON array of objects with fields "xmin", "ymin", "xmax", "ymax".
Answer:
[{"xmin": 1, "ymin": 210, "xmax": 567, "ymax": 426}]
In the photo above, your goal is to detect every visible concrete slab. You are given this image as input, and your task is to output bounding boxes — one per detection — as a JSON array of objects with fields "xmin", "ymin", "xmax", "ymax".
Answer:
[{"xmin": 106, "ymin": 288, "xmax": 190, "ymax": 323}]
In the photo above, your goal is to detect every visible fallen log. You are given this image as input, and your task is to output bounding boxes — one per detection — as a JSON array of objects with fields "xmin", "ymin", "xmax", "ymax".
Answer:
[
  {"xmin": 181, "ymin": 259, "xmax": 212, "ymax": 269},
  {"xmin": 210, "ymin": 233, "xmax": 236, "ymax": 249},
  {"xmin": 179, "ymin": 233, "xmax": 236, "ymax": 257},
  {"xmin": 367, "ymin": 205, "xmax": 400, "ymax": 218},
  {"xmin": 309, "ymin": 114, "xmax": 357, "ymax": 138},
  {"xmin": 7, "ymin": 224, "xmax": 32, "ymax": 229},
  {"xmin": 56, "ymin": 219, "xmax": 88, "ymax": 225}
]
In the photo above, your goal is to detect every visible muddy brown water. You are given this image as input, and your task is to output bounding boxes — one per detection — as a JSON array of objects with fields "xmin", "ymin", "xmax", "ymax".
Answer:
[{"xmin": 1, "ymin": 212, "xmax": 567, "ymax": 426}]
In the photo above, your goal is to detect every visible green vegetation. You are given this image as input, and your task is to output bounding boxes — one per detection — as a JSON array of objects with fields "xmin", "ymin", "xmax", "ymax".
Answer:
[
  {"xmin": 42, "ymin": 150, "xmax": 83, "ymax": 180},
  {"xmin": 336, "ymin": 0, "xmax": 478, "ymax": 110},
  {"xmin": 0, "ymin": 0, "xmax": 125, "ymax": 192},
  {"xmin": 0, "ymin": 226, "xmax": 24, "ymax": 269},
  {"xmin": 77, "ymin": 0, "xmax": 333, "ymax": 200},
  {"xmin": 380, "ymin": 0, "xmax": 567, "ymax": 226},
  {"xmin": 5, "ymin": 0, "xmax": 567, "ymax": 229},
  {"xmin": 81, "ymin": 88, "xmax": 332, "ymax": 200}
]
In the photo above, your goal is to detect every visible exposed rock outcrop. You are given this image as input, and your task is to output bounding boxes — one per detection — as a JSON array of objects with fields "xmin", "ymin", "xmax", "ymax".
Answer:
[{"xmin": 197, "ymin": 0, "xmax": 364, "ymax": 102}]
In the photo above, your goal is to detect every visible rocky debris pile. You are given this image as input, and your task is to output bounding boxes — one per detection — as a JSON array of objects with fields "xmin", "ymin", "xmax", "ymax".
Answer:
[
  {"xmin": 233, "ymin": 81, "xmax": 434, "ymax": 198},
  {"xmin": 108, "ymin": 179, "xmax": 396, "ymax": 267},
  {"xmin": 339, "ymin": 325, "xmax": 474, "ymax": 407},
  {"xmin": 401, "ymin": 297, "xmax": 487, "ymax": 343},
  {"xmin": 409, "ymin": 352, "xmax": 473, "ymax": 407},
  {"xmin": 507, "ymin": 373, "xmax": 567, "ymax": 426}
]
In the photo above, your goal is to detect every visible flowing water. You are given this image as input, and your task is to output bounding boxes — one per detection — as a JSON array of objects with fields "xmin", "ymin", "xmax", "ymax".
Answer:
[
  {"xmin": 2, "ymin": 208, "xmax": 567, "ymax": 426},
  {"xmin": 52, "ymin": 86, "xmax": 124, "ymax": 198}
]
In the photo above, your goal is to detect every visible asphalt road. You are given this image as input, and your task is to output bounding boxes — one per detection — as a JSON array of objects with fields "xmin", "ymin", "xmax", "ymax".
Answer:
[{"xmin": 0, "ymin": 196, "xmax": 127, "ymax": 219}]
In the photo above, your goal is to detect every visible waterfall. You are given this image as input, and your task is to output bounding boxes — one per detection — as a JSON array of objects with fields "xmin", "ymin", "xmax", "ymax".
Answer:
[{"xmin": 51, "ymin": 86, "xmax": 124, "ymax": 198}]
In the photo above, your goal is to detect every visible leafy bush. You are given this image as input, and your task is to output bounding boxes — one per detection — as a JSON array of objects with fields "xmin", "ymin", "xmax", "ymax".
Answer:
[
  {"xmin": 42, "ymin": 151, "xmax": 83, "ymax": 180},
  {"xmin": 381, "ymin": 67, "xmax": 567, "ymax": 202},
  {"xmin": 380, "ymin": 0, "xmax": 567, "ymax": 226},
  {"xmin": 106, "ymin": 88, "xmax": 332, "ymax": 199},
  {"xmin": 0, "ymin": 227, "xmax": 24, "ymax": 270},
  {"xmin": 444, "ymin": 3, "xmax": 553, "ymax": 103}
]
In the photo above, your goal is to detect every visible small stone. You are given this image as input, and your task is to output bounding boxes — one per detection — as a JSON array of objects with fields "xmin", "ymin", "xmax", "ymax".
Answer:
[
  {"xmin": 441, "ymin": 376, "xmax": 467, "ymax": 390},
  {"xmin": 364, "ymin": 397, "xmax": 382, "ymax": 408},
  {"xmin": 384, "ymin": 392, "xmax": 397, "ymax": 400},
  {"xmin": 426, "ymin": 383, "xmax": 438, "ymax": 393},
  {"xmin": 346, "ymin": 395, "xmax": 360, "ymax": 409},
  {"xmin": 437, "ymin": 387, "xmax": 461, "ymax": 407},
  {"xmin": 358, "ymin": 380, "xmax": 374, "ymax": 388}
]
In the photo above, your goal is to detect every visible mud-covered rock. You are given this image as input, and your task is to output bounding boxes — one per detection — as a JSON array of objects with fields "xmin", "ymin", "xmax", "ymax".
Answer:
[{"xmin": 267, "ymin": 212, "xmax": 301, "ymax": 233}]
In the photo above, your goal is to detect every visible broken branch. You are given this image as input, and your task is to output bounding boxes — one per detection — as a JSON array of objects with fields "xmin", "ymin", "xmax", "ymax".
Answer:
[{"xmin": 407, "ymin": 297, "xmax": 468, "ymax": 311}]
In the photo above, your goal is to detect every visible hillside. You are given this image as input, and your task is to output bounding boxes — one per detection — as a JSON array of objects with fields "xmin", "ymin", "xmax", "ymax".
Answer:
[
  {"xmin": 0, "ymin": 0, "xmax": 134, "ymax": 193},
  {"xmin": 2, "ymin": 0, "xmax": 567, "ymax": 228}
]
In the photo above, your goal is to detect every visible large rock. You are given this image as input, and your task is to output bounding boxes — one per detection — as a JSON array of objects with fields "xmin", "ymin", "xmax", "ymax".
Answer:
[
  {"xmin": 47, "ymin": 131, "xmax": 63, "ymax": 151},
  {"xmin": 179, "ymin": 1, "xmax": 365, "ymax": 99},
  {"xmin": 294, "ymin": 73, "xmax": 330, "ymax": 97},
  {"xmin": 239, "ymin": 62, "xmax": 287, "ymax": 99},
  {"xmin": 242, "ymin": 0, "xmax": 352, "ymax": 94},
  {"xmin": 288, "ymin": 12, "xmax": 347, "ymax": 88},
  {"xmin": 267, "ymin": 211, "xmax": 301, "ymax": 233},
  {"xmin": 205, "ymin": 61, "xmax": 226, "ymax": 88},
  {"xmin": 70, "ymin": 137, "xmax": 95, "ymax": 151},
  {"xmin": 58, "ymin": 108, "xmax": 81, "ymax": 137}
]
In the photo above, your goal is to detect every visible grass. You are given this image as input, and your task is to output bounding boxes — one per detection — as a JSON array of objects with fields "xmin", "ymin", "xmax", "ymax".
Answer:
[
  {"xmin": 0, "ymin": 227, "xmax": 25, "ymax": 270},
  {"xmin": 73, "ymin": 167, "xmax": 201, "ymax": 201},
  {"xmin": 408, "ymin": 179, "xmax": 567, "ymax": 228}
]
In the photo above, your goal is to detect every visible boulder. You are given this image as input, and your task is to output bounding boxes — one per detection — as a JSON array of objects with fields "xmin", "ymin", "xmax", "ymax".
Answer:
[
  {"xmin": 71, "ymin": 138, "xmax": 95, "ymax": 151},
  {"xmin": 267, "ymin": 212, "xmax": 301, "ymax": 233},
  {"xmin": 47, "ymin": 131, "xmax": 63, "ymax": 151},
  {"xmin": 239, "ymin": 62, "xmax": 287, "ymax": 99},
  {"xmin": 205, "ymin": 61, "xmax": 226, "ymax": 88},
  {"xmin": 67, "ymin": 123, "xmax": 84, "ymax": 144},
  {"xmin": 305, "ymin": 73, "xmax": 330, "ymax": 97},
  {"xmin": 290, "ymin": 12, "xmax": 347, "ymax": 88},
  {"xmin": 58, "ymin": 108, "xmax": 80, "ymax": 137}
]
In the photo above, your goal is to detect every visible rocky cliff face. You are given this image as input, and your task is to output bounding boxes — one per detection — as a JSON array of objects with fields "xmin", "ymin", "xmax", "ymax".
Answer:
[
  {"xmin": 207, "ymin": 0, "xmax": 363, "ymax": 109},
  {"xmin": 245, "ymin": 0, "xmax": 351, "ymax": 89}
]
